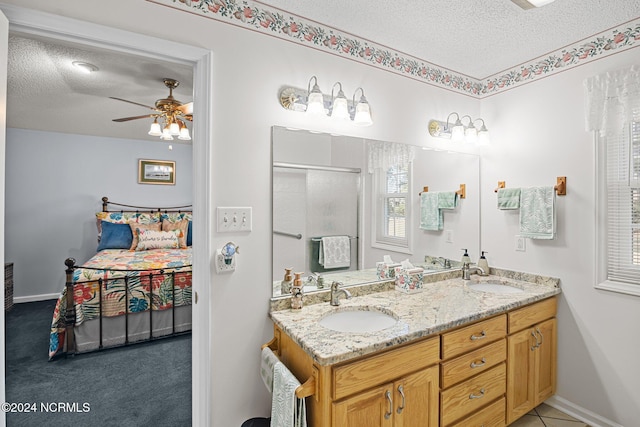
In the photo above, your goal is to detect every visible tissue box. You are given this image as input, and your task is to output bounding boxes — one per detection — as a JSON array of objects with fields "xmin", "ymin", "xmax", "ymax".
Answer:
[
  {"xmin": 376, "ymin": 262, "xmax": 401, "ymax": 280},
  {"xmin": 394, "ymin": 266, "xmax": 424, "ymax": 293}
]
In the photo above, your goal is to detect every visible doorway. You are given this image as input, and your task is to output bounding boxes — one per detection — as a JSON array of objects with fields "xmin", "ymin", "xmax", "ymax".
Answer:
[{"xmin": 0, "ymin": 5, "xmax": 213, "ymax": 425}]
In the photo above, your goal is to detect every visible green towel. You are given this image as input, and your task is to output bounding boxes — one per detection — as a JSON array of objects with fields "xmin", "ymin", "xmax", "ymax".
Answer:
[
  {"xmin": 420, "ymin": 192, "xmax": 442, "ymax": 230},
  {"xmin": 497, "ymin": 188, "xmax": 521, "ymax": 210},
  {"xmin": 438, "ymin": 192, "xmax": 458, "ymax": 209},
  {"xmin": 519, "ymin": 186, "xmax": 555, "ymax": 239}
]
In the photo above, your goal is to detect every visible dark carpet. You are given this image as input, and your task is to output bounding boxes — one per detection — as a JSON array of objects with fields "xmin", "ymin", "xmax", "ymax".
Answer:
[{"xmin": 5, "ymin": 300, "xmax": 192, "ymax": 427}]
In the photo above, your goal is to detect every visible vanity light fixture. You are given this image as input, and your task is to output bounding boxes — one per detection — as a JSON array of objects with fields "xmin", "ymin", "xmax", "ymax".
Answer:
[
  {"xmin": 278, "ymin": 78, "xmax": 373, "ymax": 126},
  {"xmin": 428, "ymin": 113, "xmax": 490, "ymax": 144}
]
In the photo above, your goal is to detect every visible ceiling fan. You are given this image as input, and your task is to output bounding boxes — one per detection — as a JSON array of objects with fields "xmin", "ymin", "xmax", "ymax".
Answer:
[{"xmin": 111, "ymin": 78, "xmax": 193, "ymax": 141}]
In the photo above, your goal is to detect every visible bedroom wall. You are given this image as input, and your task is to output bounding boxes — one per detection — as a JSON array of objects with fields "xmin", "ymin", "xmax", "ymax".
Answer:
[
  {"xmin": 4, "ymin": 128, "xmax": 193, "ymax": 300},
  {"xmin": 1, "ymin": 1, "xmax": 639, "ymax": 426}
]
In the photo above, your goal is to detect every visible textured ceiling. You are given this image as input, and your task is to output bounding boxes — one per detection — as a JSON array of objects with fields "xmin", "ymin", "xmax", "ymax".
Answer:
[
  {"xmin": 259, "ymin": 0, "xmax": 640, "ymax": 78},
  {"xmin": 5, "ymin": 1, "xmax": 640, "ymax": 140},
  {"xmin": 7, "ymin": 32, "xmax": 193, "ymax": 142}
]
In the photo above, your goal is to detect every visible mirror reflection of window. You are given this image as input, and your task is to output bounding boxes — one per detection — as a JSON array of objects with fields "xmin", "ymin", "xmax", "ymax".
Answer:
[{"xmin": 375, "ymin": 163, "xmax": 410, "ymax": 249}]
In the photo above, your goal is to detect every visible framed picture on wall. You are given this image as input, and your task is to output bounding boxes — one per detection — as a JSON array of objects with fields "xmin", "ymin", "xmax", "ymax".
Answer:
[{"xmin": 138, "ymin": 159, "xmax": 176, "ymax": 185}]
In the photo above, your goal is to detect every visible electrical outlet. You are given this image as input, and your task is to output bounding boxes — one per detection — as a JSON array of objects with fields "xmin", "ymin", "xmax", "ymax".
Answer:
[
  {"xmin": 215, "ymin": 250, "xmax": 236, "ymax": 273},
  {"xmin": 515, "ymin": 236, "xmax": 526, "ymax": 252},
  {"xmin": 445, "ymin": 229, "xmax": 454, "ymax": 243},
  {"xmin": 217, "ymin": 207, "xmax": 252, "ymax": 232}
]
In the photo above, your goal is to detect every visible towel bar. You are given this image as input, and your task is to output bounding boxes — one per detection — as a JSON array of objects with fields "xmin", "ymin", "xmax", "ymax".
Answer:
[
  {"xmin": 262, "ymin": 334, "xmax": 317, "ymax": 399},
  {"xmin": 494, "ymin": 177, "xmax": 566, "ymax": 196},
  {"xmin": 310, "ymin": 236, "xmax": 357, "ymax": 242},
  {"xmin": 418, "ymin": 184, "xmax": 466, "ymax": 199}
]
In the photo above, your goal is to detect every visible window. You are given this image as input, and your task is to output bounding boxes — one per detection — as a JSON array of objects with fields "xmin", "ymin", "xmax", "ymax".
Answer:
[
  {"xmin": 597, "ymin": 120, "xmax": 640, "ymax": 295},
  {"xmin": 373, "ymin": 162, "xmax": 411, "ymax": 251}
]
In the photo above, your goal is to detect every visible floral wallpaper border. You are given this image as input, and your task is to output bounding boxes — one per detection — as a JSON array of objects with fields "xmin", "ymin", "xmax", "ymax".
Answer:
[{"xmin": 149, "ymin": 0, "xmax": 640, "ymax": 98}]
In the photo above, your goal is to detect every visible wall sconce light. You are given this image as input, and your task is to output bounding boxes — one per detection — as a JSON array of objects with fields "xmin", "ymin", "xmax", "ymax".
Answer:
[
  {"xmin": 278, "ymin": 77, "xmax": 373, "ymax": 126},
  {"xmin": 428, "ymin": 112, "xmax": 490, "ymax": 144}
]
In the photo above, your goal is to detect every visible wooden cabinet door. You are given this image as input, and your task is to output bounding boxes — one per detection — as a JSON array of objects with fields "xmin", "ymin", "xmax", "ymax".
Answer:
[
  {"xmin": 534, "ymin": 318, "xmax": 557, "ymax": 403},
  {"xmin": 333, "ymin": 383, "xmax": 394, "ymax": 427},
  {"xmin": 506, "ymin": 328, "xmax": 536, "ymax": 424},
  {"xmin": 394, "ymin": 366, "xmax": 439, "ymax": 427}
]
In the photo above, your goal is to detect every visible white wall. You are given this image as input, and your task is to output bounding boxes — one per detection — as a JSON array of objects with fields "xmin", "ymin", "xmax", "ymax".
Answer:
[
  {"xmin": 4, "ymin": 128, "xmax": 192, "ymax": 299},
  {"xmin": 3, "ymin": 1, "xmax": 639, "ymax": 426},
  {"xmin": 481, "ymin": 47, "xmax": 640, "ymax": 426}
]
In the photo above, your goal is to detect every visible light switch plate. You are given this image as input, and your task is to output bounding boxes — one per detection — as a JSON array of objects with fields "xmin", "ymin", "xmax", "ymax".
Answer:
[
  {"xmin": 217, "ymin": 207, "xmax": 252, "ymax": 232},
  {"xmin": 515, "ymin": 236, "xmax": 526, "ymax": 252}
]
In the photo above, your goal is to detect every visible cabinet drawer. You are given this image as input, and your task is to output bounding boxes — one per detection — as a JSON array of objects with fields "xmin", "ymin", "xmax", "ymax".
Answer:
[
  {"xmin": 508, "ymin": 297, "xmax": 557, "ymax": 333},
  {"xmin": 440, "ymin": 338, "xmax": 506, "ymax": 388},
  {"xmin": 440, "ymin": 363, "xmax": 506, "ymax": 427},
  {"xmin": 449, "ymin": 396, "xmax": 505, "ymax": 427},
  {"xmin": 333, "ymin": 336, "xmax": 439, "ymax": 400},
  {"xmin": 441, "ymin": 315, "xmax": 506, "ymax": 360}
]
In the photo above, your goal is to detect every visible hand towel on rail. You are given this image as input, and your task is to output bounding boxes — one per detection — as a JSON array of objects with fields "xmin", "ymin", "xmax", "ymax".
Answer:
[
  {"xmin": 437, "ymin": 191, "xmax": 459, "ymax": 210},
  {"xmin": 497, "ymin": 188, "xmax": 521, "ymax": 210},
  {"xmin": 260, "ymin": 346, "xmax": 280, "ymax": 393},
  {"xmin": 271, "ymin": 361, "xmax": 307, "ymax": 427},
  {"xmin": 519, "ymin": 186, "xmax": 556, "ymax": 239},
  {"xmin": 419, "ymin": 192, "xmax": 442, "ymax": 230},
  {"xmin": 319, "ymin": 236, "xmax": 351, "ymax": 269}
]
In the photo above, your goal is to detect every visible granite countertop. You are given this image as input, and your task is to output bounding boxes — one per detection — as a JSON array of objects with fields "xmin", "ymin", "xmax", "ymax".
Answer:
[{"xmin": 269, "ymin": 272, "xmax": 561, "ymax": 366}]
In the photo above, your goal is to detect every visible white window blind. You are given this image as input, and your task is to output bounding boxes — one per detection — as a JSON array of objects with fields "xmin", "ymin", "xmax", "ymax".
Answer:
[{"xmin": 606, "ymin": 122, "xmax": 640, "ymax": 285}]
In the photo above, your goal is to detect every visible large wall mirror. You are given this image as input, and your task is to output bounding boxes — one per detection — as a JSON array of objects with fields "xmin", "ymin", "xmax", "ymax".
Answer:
[{"xmin": 271, "ymin": 126, "xmax": 480, "ymax": 298}]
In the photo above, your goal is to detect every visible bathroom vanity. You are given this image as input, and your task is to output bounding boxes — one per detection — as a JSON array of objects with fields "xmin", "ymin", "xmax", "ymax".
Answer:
[{"xmin": 268, "ymin": 271, "xmax": 559, "ymax": 427}]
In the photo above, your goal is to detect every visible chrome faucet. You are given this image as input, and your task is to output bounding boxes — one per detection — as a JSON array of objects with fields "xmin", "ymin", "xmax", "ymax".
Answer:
[
  {"xmin": 330, "ymin": 281, "xmax": 352, "ymax": 306},
  {"xmin": 436, "ymin": 257, "xmax": 452, "ymax": 269},
  {"xmin": 461, "ymin": 262, "xmax": 485, "ymax": 280}
]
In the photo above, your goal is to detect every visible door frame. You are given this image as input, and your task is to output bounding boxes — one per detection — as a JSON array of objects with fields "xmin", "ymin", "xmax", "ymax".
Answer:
[{"xmin": 0, "ymin": 4, "xmax": 214, "ymax": 426}]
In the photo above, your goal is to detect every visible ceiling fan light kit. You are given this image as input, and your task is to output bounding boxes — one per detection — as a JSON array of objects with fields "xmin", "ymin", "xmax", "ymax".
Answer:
[{"xmin": 112, "ymin": 78, "xmax": 193, "ymax": 141}]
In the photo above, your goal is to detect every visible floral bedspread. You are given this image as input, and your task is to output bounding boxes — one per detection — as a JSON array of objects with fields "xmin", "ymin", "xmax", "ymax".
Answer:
[{"xmin": 49, "ymin": 248, "xmax": 192, "ymax": 359}]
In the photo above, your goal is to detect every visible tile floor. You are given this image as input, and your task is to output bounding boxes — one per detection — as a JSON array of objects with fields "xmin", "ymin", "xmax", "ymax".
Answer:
[{"xmin": 510, "ymin": 403, "xmax": 590, "ymax": 427}]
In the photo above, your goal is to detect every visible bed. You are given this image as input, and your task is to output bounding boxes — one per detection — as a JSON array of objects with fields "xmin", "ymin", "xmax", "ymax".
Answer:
[{"xmin": 49, "ymin": 197, "xmax": 193, "ymax": 359}]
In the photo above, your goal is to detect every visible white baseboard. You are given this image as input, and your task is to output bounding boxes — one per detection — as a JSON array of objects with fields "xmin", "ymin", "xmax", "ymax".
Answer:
[
  {"xmin": 545, "ymin": 395, "xmax": 623, "ymax": 427},
  {"xmin": 13, "ymin": 293, "xmax": 59, "ymax": 304}
]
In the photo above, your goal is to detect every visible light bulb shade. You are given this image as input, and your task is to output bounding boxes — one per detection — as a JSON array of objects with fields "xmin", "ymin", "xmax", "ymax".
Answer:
[
  {"xmin": 353, "ymin": 95, "xmax": 373, "ymax": 126},
  {"xmin": 161, "ymin": 127, "xmax": 174, "ymax": 140},
  {"xmin": 178, "ymin": 126, "xmax": 191, "ymax": 140},
  {"xmin": 148, "ymin": 120, "xmax": 162, "ymax": 136},
  {"xmin": 465, "ymin": 125, "xmax": 478, "ymax": 143},
  {"xmin": 331, "ymin": 95, "xmax": 350, "ymax": 120},
  {"xmin": 478, "ymin": 129, "xmax": 490, "ymax": 145},
  {"xmin": 451, "ymin": 122, "xmax": 465, "ymax": 141},
  {"xmin": 169, "ymin": 121, "xmax": 181, "ymax": 136},
  {"xmin": 306, "ymin": 91, "xmax": 325, "ymax": 115}
]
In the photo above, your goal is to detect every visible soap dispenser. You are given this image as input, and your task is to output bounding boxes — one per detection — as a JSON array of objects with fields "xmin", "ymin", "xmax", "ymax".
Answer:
[
  {"xmin": 291, "ymin": 272, "xmax": 304, "ymax": 310},
  {"xmin": 280, "ymin": 267, "xmax": 293, "ymax": 295},
  {"xmin": 461, "ymin": 249, "xmax": 471, "ymax": 265},
  {"xmin": 477, "ymin": 251, "xmax": 489, "ymax": 276}
]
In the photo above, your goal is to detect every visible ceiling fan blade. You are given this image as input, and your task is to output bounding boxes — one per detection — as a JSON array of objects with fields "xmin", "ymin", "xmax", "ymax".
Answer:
[
  {"xmin": 177, "ymin": 102, "xmax": 193, "ymax": 115},
  {"xmin": 109, "ymin": 96, "xmax": 157, "ymax": 110},
  {"xmin": 112, "ymin": 114, "xmax": 156, "ymax": 122}
]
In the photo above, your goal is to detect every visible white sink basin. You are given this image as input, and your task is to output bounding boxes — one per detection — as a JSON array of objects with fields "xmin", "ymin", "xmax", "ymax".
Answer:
[
  {"xmin": 319, "ymin": 308, "xmax": 398, "ymax": 333},
  {"xmin": 467, "ymin": 280, "xmax": 525, "ymax": 294}
]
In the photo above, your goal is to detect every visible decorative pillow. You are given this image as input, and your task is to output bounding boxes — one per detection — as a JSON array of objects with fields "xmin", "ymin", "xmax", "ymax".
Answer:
[
  {"xmin": 161, "ymin": 212, "xmax": 192, "ymax": 223},
  {"xmin": 97, "ymin": 221, "xmax": 133, "ymax": 251},
  {"xmin": 135, "ymin": 229, "xmax": 180, "ymax": 251},
  {"xmin": 96, "ymin": 211, "xmax": 160, "ymax": 236},
  {"xmin": 161, "ymin": 219, "xmax": 189, "ymax": 249},
  {"xmin": 129, "ymin": 222, "xmax": 162, "ymax": 250}
]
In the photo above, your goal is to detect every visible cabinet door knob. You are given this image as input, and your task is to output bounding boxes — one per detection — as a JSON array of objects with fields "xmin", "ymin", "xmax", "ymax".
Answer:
[
  {"xmin": 531, "ymin": 331, "xmax": 539, "ymax": 351},
  {"xmin": 396, "ymin": 385, "xmax": 405, "ymax": 414},
  {"xmin": 470, "ymin": 357, "xmax": 486, "ymax": 368},
  {"xmin": 536, "ymin": 327, "xmax": 544, "ymax": 347},
  {"xmin": 470, "ymin": 330, "xmax": 486, "ymax": 341},
  {"xmin": 469, "ymin": 388, "xmax": 485, "ymax": 399},
  {"xmin": 384, "ymin": 390, "xmax": 392, "ymax": 420}
]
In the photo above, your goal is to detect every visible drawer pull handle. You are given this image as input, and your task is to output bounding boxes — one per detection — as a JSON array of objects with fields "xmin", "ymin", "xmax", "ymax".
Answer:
[
  {"xmin": 531, "ymin": 330, "xmax": 540, "ymax": 351},
  {"xmin": 470, "ymin": 357, "xmax": 486, "ymax": 368},
  {"xmin": 397, "ymin": 385, "xmax": 405, "ymax": 414},
  {"xmin": 469, "ymin": 388, "xmax": 485, "ymax": 399},
  {"xmin": 470, "ymin": 330, "xmax": 486, "ymax": 341},
  {"xmin": 384, "ymin": 390, "xmax": 392, "ymax": 420}
]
